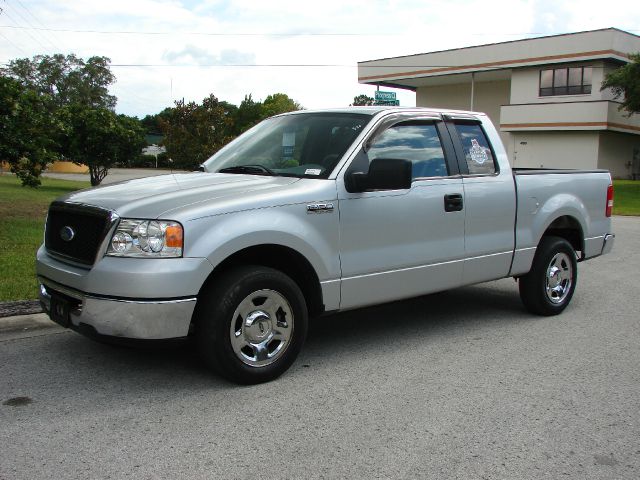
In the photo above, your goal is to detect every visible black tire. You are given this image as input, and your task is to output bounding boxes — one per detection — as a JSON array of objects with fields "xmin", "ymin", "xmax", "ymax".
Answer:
[
  {"xmin": 194, "ymin": 266, "xmax": 308, "ymax": 384},
  {"xmin": 519, "ymin": 236, "xmax": 578, "ymax": 316}
]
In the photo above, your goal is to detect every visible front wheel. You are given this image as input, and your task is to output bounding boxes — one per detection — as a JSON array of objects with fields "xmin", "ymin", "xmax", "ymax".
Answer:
[
  {"xmin": 519, "ymin": 236, "xmax": 578, "ymax": 316},
  {"xmin": 194, "ymin": 266, "xmax": 308, "ymax": 384}
]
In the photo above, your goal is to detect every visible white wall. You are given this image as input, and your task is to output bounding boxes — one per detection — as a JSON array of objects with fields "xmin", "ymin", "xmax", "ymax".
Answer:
[
  {"xmin": 598, "ymin": 131, "xmax": 640, "ymax": 178},
  {"xmin": 417, "ymin": 80, "xmax": 511, "ymax": 148},
  {"xmin": 416, "ymin": 83, "xmax": 472, "ymax": 110},
  {"xmin": 510, "ymin": 131, "xmax": 599, "ymax": 169}
]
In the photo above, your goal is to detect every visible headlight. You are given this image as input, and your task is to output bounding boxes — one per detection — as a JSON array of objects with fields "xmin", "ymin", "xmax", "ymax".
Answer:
[{"xmin": 106, "ymin": 219, "xmax": 183, "ymax": 257}]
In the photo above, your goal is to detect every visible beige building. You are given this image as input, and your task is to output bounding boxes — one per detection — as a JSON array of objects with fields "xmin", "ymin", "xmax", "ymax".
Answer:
[{"xmin": 358, "ymin": 28, "xmax": 640, "ymax": 178}]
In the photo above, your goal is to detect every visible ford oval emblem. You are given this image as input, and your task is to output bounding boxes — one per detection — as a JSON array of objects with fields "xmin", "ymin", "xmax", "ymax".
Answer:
[{"xmin": 60, "ymin": 226, "xmax": 75, "ymax": 242}]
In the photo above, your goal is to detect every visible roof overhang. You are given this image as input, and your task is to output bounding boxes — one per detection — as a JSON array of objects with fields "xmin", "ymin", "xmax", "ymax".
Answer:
[{"xmin": 358, "ymin": 28, "xmax": 639, "ymax": 87}]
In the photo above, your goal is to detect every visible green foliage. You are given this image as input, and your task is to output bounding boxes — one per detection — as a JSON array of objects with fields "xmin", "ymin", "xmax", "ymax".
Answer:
[
  {"xmin": 233, "ymin": 94, "xmax": 263, "ymax": 134},
  {"xmin": 601, "ymin": 53, "xmax": 640, "ymax": 116},
  {"xmin": 130, "ymin": 154, "xmax": 157, "ymax": 168},
  {"xmin": 140, "ymin": 107, "xmax": 173, "ymax": 137},
  {"xmin": 65, "ymin": 106, "xmax": 146, "ymax": 185},
  {"xmin": 159, "ymin": 92, "xmax": 302, "ymax": 169},
  {"xmin": 261, "ymin": 93, "xmax": 301, "ymax": 118},
  {"xmin": 0, "ymin": 76, "xmax": 61, "ymax": 187},
  {"xmin": 2, "ymin": 54, "xmax": 117, "ymax": 110},
  {"xmin": 1, "ymin": 53, "xmax": 123, "ymax": 186},
  {"xmin": 612, "ymin": 180, "xmax": 640, "ymax": 215},
  {"xmin": 160, "ymin": 94, "xmax": 236, "ymax": 170},
  {"xmin": 351, "ymin": 94, "xmax": 375, "ymax": 106}
]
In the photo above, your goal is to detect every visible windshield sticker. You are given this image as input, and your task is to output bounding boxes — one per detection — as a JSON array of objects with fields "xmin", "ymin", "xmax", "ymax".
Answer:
[
  {"xmin": 469, "ymin": 139, "xmax": 488, "ymax": 165},
  {"xmin": 305, "ymin": 168, "xmax": 322, "ymax": 176},
  {"xmin": 282, "ymin": 132, "xmax": 295, "ymax": 160}
]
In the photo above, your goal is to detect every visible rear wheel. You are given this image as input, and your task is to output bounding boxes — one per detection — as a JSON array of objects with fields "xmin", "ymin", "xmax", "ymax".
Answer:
[
  {"xmin": 519, "ymin": 236, "xmax": 577, "ymax": 316},
  {"xmin": 194, "ymin": 266, "xmax": 308, "ymax": 384}
]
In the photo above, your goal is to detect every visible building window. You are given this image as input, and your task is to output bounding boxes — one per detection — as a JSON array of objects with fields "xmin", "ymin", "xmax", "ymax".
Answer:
[{"xmin": 539, "ymin": 67, "xmax": 592, "ymax": 96}]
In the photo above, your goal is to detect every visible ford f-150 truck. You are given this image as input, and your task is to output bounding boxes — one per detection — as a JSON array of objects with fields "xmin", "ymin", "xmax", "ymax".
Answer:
[{"xmin": 37, "ymin": 107, "xmax": 615, "ymax": 383}]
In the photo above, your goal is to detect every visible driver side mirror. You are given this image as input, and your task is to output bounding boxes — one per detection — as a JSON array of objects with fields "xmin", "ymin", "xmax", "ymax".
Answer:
[{"xmin": 345, "ymin": 158, "xmax": 412, "ymax": 193}]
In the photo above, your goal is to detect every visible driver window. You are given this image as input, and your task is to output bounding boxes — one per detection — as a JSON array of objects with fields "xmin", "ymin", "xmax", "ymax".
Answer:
[{"xmin": 367, "ymin": 122, "xmax": 448, "ymax": 179}]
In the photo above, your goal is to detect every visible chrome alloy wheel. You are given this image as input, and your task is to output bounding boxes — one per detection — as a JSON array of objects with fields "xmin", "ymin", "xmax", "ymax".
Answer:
[
  {"xmin": 545, "ymin": 252, "xmax": 573, "ymax": 304},
  {"xmin": 229, "ymin": 289, "xmax": 294, "ymax": 367}
]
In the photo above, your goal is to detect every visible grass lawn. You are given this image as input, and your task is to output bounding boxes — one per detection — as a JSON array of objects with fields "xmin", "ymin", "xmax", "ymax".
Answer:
[
  {"xmin": 613, "ymin": 180, "xmax": 640, "ymax": 216},
  {"xmin": 0, "ymin": 175, "xmax": 89, "ymax": 301}
]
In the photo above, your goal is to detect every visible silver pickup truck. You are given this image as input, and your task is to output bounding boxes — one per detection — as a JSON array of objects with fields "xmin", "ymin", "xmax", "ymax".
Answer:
[{"xmin": 37, "ymin": 107, "xmax": 615, "ymax": 383}]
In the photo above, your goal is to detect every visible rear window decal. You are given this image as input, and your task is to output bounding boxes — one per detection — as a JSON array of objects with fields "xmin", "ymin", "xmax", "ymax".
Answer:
[{"xmin": 469, "ymin": 139, "xmax": 488, "ymax": 165}]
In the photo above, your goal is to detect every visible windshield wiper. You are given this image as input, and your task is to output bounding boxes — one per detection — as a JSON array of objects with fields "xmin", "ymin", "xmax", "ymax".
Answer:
[{"xmin": 218, "ymin": 165, "xmax": 275, "ymax": 176}]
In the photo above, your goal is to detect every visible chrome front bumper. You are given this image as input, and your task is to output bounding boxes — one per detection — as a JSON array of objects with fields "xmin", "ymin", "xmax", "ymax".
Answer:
[{"xmin": 39, "ymin": 278, "xmax": 196, "ymax": 339}]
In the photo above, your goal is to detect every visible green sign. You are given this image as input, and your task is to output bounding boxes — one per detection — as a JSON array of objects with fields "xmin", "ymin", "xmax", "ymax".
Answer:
[
  {"xmin": 374, "ymin": 99, "xmax": 400, "ymax": 106},
  {"xmin": 374, "ymin": 90, "xmax": 396, "ymax": 101}
]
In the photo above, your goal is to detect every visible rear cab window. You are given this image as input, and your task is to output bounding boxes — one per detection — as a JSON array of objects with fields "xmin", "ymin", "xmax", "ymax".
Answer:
[{"xmin": 452, "ymin": 123, "xmax": 497, "ymax": 175}]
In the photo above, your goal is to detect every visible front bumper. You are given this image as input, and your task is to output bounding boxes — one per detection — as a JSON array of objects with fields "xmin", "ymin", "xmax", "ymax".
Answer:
[{"xmin": 39, "ymin": 278, "xmax": 196, "ymax": 339}]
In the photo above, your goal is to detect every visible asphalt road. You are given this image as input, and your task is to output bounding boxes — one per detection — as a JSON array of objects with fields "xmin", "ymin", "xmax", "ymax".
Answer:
[
  {"xmin": 42, "ymin": 168, "xmax": 179, "ymax": 184},
  {"xmin": 1, "ymin": 217, "xmax": 638, "ymax": 480}
]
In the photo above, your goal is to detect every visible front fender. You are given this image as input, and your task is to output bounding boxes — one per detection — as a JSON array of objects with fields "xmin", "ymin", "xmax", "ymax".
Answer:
[{"xmin": 184, "ymin": 203, "xmax": 341, "ymax": 282}]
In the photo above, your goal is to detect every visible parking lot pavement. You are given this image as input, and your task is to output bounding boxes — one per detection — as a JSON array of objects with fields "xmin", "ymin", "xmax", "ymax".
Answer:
[
  {"xmin": 1, "ymin": 216, "xmax": 638, "ymax": 479},
  {"xmin": 42, "ymin": 168, "xmax": 180, "ymax": 184}
]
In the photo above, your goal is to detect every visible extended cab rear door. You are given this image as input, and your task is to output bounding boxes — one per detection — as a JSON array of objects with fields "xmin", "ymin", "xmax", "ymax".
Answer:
[
  {"xmin": 444, "ymin": 115, "xmax": 516, "ymax": 284},
  {"xmin": 336, "ymin": 113, "xmax": 466, "ymax": 309}
]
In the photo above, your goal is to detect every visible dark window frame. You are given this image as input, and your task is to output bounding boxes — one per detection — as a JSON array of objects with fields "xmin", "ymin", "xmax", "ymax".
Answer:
[{"xmin": 539, "ymin": 66, "xmax": 592, "ymax": 97}]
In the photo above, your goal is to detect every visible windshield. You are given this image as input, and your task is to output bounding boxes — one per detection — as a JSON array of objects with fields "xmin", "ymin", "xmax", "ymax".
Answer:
[{"xmin": 202, "ymin": 112, "xmax": 372, "ymax": 178}]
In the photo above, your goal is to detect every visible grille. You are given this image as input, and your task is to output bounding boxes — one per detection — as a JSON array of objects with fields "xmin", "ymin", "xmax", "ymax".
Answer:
[{"xmin": 45, "ymin": 202, "xmax": 113, "ymax": 265}]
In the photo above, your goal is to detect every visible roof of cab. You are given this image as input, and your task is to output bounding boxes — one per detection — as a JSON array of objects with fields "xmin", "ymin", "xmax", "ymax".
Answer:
[{"xmin": 278, "ymin": 106, "xmax": 486, "ymax": 117}]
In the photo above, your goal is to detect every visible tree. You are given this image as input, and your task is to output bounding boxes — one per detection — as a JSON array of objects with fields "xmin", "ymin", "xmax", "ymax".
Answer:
[
  {"xmin": 65, "ymin": 106, "xmax": 145, "ymax": 186},
  {"xmin": 351, "ymin": 94, "xmax": 375, "ymax": 106},
  {"xmin": 0, "ymin": 76, "xmax": 61, "ymax": 187},
  {"xmin": 601, "ymin": 53, "xmax": 640, "ymax": 116},
  {"xmin": 2, "ymin": 54, "xmax": 117, "ymax": 110},
  {"xmin": 160, "ymin": 94, "xmax": 235, "ymax": 170},
  {"xmin": 140, "ymin": 107, "xmax": 173, "ymax": 135},
  {"xmin": 232, "ymin": 94, "xmax": 264, "ymax": 135},
  {"xmin": 261, "ymin": 93, "xmax": 301, "ymax": 118},
  {"xmin": 2, "ymin": 54, "xmax": 120, "ymax": 186}
]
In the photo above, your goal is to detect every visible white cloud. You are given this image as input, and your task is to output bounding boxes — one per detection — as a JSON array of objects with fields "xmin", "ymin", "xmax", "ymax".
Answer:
[{"xmin": 162, "ymin": 45, "xmax": 255, "ymax": 65}]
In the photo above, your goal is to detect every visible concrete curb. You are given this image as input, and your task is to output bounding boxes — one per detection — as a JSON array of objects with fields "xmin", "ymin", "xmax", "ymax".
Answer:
[
  {"xmin": 0, "ymin": 300, "xmax": 42, "ymax": 318},
  {"xmin": 0, "ymin": 313, "xmax": 57, "ymax": 333}
]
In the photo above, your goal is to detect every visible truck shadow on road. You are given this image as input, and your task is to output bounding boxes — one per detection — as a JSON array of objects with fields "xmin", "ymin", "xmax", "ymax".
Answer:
[
  {"xmin": 25, "ymin": 281, "xmax": 534, "ymax": 389},
  {"xmin": 304, "ymin": 281, "xmax": 529, "ymax": 356}
]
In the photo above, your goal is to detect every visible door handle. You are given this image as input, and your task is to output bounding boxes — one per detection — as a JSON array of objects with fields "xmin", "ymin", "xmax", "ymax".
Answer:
[{"xmin": 444, "ymin": 193, "xmax": 463, "ymax": 212}]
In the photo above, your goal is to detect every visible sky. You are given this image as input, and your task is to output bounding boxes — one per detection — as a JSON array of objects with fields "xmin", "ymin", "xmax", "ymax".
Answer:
[{"xmin": 1, "ymin": 0, "xmax": 638, "ymax": 118}]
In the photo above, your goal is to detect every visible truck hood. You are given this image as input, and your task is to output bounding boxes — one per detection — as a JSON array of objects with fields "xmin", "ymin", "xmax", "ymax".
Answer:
[{"xmin": 58, "ymin": 172, "xmax": 300, "ymax": 219}]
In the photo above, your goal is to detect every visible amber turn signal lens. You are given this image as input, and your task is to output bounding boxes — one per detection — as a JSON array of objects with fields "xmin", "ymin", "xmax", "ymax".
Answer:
[{"xmin": 165, "ymin": 225, "xmax": 183, "ymax": 248}]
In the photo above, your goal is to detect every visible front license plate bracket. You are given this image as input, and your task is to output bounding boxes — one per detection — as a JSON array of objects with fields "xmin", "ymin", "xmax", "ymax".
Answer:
[{"xmin": 50, "ymin": 295, "xmax": 70, "ymax": 328}]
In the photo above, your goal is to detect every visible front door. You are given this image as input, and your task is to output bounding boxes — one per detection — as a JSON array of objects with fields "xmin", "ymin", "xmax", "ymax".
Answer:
[{"xmin": 336, "ymin": 117, "xmax": 467, "ymax": 310}]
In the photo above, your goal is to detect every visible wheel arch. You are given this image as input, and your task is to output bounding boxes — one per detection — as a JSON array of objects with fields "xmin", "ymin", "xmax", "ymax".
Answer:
[
  {"xmin": 540, "ymin": 215, "xmax": 584, "ymax": 257},
  {"xmin": 197, "ymin": 244, "xmax": 325, "ymax": 319}
]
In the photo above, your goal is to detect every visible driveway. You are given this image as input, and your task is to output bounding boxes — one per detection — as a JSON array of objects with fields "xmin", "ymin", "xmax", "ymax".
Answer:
[
  {"xmin": 1, "ymin": 217, "xmax": 638, "ymax": 479},
  {"xmin": 42, "ymin": 168, "xmax": 181, "ymax": 184}
]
